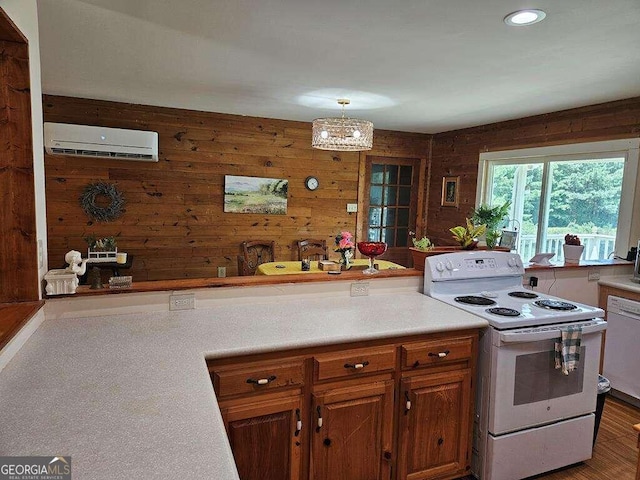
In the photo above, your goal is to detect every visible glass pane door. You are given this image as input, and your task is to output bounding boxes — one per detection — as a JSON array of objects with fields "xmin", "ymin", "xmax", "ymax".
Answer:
[{"xmin": 364, "ymin": 157, "xmax": 420, "ymax": 266}]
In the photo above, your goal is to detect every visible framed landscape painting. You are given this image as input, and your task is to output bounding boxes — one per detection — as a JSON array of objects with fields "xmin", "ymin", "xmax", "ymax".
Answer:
[{"xmin": 224, "ymin": 175, "xmax": 288, "ymax": 214}]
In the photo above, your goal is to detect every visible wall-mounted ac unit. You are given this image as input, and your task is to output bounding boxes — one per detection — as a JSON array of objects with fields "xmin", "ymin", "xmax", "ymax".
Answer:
[{"xmin": 44, "ymin": 122, "xmax": 159, "ymax": 162}]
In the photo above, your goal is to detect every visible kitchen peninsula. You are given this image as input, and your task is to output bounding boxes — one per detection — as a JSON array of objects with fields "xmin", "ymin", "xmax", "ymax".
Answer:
[{"xmin": 0, "ymin": 279, "xmax": 487, "ymax": 480}]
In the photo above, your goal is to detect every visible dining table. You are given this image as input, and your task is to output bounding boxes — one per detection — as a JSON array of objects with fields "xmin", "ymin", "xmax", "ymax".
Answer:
[{"xmin": 255, "ymin": 259, "xmax": 405, "ymax": 275}]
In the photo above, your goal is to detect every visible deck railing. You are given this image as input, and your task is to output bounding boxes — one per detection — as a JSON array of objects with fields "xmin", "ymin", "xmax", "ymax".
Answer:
[{"xmin": 517, "ymin": 233, "xmax": 615, "ymax": 262}]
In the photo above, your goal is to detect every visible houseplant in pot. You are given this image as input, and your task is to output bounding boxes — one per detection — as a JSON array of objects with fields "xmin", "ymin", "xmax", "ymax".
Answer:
[
  {"xmin": 408, "ymin": 232, "xmax": 435, "ymax": 271},
  {"xmin": 450, "ymin": 219, "xmax": 487, "ymax": 250},
  {"xmin": 563, "ymin": 234, "xmax": 584, "ymax": 264},
  {"xmin": 471, "ymin": 201, "xmax": 511, "ymax": 249}
]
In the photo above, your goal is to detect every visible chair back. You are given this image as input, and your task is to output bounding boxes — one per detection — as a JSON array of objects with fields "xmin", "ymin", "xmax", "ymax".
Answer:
[
  {"xmin": 238, "ymin": 240, "xmax": 275, "ymax": 275},
  {"xmin": 296, "ymin": 239, "xmax": 328, "ymax": 261}
]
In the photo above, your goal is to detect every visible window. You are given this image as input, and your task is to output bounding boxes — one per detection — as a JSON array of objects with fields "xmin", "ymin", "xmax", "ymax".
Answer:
[{"xmin": 477, "ymin": 139, "xmax": 640, "ymax": 262}]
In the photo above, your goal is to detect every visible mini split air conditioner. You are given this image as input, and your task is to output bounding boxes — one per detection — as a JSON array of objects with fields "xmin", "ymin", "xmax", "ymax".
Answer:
[{"xmin": 44, "ymin": 122, "xmax": 159, "ymax": 162}]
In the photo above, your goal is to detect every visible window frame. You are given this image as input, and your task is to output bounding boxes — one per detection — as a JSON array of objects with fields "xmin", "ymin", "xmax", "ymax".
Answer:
[{"xmin": 476, "ymin": 139, "xmax": 640, "ymax": 258}]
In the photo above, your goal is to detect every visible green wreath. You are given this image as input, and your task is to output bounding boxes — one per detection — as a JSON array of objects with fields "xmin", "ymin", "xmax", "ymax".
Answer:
[{"xmin": 79, "ymin": 182, "xmax": 126, "ymax": 222}]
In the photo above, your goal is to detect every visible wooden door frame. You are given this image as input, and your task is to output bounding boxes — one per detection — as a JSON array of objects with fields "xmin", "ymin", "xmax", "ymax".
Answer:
[
  {"xmin": 356, "ymin": 153, "xmax": 428, "ymax": 255},
  {"xmin": 0, "ymin": 7, "xmax": 38, "ymax": 302}
]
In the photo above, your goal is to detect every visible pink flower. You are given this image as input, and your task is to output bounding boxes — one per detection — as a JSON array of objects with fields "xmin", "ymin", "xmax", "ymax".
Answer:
[{"xmin": 335, "ymin": 231, "xmax": 355, "ymax": 251}]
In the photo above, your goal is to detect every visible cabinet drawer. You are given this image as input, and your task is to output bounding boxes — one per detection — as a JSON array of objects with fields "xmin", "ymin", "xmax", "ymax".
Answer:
[
  {"xmin": 211, "ymin": 359, "xmax": 304, "ymax": 398},
  {"xmin": 401, "ymin": 337, "xmax": 472, "ymax": 370},
  {"xmin": 314, "ymin": 345, "xmax": 395, "ymax": 382}
]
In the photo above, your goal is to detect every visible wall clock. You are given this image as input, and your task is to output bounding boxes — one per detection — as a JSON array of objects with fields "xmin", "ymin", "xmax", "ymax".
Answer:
[{"xmin": 305, "ymin": 176, "xmax": 319, "ymax": 191}]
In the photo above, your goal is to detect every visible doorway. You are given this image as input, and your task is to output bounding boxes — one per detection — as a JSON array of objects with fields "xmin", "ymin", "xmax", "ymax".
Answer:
[{"xmin": 361, "ymin": 156, "xmax": 422, "ymax": 266}]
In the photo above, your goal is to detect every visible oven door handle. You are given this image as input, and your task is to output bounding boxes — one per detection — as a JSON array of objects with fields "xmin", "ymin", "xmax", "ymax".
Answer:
[{"xmin": 498, "ymin": 319, "xmax": 606, "ymax": 343}]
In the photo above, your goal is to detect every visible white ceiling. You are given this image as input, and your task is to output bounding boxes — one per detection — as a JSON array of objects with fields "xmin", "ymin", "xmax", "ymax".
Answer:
[{"xmin": 36, "ymin": 0, "xmax": 640, "ymax": 134}]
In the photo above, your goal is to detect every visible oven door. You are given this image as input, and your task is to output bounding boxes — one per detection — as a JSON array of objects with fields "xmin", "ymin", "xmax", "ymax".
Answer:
[{"xmin": 488, "ymin": 319, "xmax": 605, "ymax": 435}]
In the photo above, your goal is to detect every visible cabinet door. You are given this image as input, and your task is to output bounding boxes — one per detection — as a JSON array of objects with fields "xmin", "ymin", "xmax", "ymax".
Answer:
[
  {"xmin": 310, "ymin": 380, "xmax": 394, "ymax": 480},
  {"xmin": 222, "ymin": 395, "xmax": 303, "ymax": 480},
  {"xmin": 397, "ymin": 370, "xmax": 472, "ymax": 480}
]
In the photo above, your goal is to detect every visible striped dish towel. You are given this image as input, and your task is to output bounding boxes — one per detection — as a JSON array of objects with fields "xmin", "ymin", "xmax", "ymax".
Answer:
[{"xmin": 554, "ymin": 326, "xmax": 582, "ymax": 375}]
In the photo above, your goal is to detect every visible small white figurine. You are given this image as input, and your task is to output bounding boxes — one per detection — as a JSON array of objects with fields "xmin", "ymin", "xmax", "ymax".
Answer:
[
  {"xmin": 64, "ymin": 250, "xmax": 88, "ymax": 276},
  {"xmin": 63, "ymin": 250, "xmax": 89, "ymax": 292}
]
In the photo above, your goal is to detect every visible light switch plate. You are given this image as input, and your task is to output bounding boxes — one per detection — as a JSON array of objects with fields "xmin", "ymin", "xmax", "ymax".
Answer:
[{"xmin": 347, "ymin": 203, "xmax": 358, "ymax": 213}]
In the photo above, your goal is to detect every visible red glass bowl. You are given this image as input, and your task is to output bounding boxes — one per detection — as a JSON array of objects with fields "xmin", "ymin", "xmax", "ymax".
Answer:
[{"xmin": 357, "ymin": 241, "xmax": 388, "ymax": 257}]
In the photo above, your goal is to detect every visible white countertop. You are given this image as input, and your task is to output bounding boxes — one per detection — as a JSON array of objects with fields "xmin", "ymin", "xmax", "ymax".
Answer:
[
  {"xmin": 0, "ymin": 291, "xmax": 487, "ymax": 479},
  {"xmin": 599, "ymin": 275, "xmax": 640, "ymax": 293}
]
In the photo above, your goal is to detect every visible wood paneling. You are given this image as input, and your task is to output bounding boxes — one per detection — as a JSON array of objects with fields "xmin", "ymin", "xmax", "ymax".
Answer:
[
  {"xmin": 0, "ymin": 16, "xmax": 38, "ymax": 303},
  {"xmin": 427, "ymin": 97, "xmax": 640, "ymax": 245},
  {"xmin": 43, "ymin": 96, "xmax": 430, "ymax": 280}
]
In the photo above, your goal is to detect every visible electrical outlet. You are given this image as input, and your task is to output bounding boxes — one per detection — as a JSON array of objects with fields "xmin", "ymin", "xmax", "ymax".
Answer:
[
  {"xmin": 346, "ymin": 203, "xmax": 358, "ymax": 213},
  {"xmin": 217, "ymin": 266, "xmax": 226, "ymax": 278},
  {"xmin": 350, "ymin": 282, "xmax": 369, "ymax": 297},
  {"xmin": 169, "ymin": 293, "xmax": 195, "ymax": 310},
  {"xmin": 588, "ymin": 269, "xmax": 600, "ymax": 281},
  {"xmin": 528, "ymin": 276, "xmax": 538, "ymax": 287}
]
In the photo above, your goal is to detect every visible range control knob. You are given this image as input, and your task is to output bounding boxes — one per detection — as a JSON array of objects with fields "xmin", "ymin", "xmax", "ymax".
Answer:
[
  {"xmin": 508, "ymin": 257, "xmax": 517, "ymax": 267},
  {"xmin": 435, "ymin": 262, "xmax": 445, "ymax": 272},
  {"xmin": 445, "ymin": 261, "xmax": 454, "ymax": 271}
]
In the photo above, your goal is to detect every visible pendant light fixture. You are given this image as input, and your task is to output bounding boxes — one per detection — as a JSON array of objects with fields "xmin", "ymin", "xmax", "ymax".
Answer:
[{"xmin": 312, "ymin": 99, "xmax": 373, "ymax": 151}]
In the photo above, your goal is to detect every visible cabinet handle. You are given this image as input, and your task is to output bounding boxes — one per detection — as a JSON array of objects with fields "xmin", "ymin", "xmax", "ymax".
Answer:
[
  {"xmin": 404, "ymin": 391, "xmax": 411, "ymax": 415},
  {"xmin": 428, "ymin": 350, "xmax": 450, "ymax": 358},
  {"xmin": 246, "ymin": 375, "xmax": 277, "ymax": 385},
  {"xmin": 316, "ymin": 405, "xmax": 323, "ymax": 432},
  {"xmin": 343, "ymin": 361, "xmax": 370, "ymax": 369},
  {"xmin": 295, "ymin": 408, "xmax": 302, "ymax": 437}
]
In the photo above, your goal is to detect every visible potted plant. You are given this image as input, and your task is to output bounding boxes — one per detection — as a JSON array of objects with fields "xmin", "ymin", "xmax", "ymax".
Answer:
[
  {"xmin": 563, "ymin": 234, "xmax": 584, "ymax": 264},
  {"xmin": 84, "ymin": 235, "xmax": 118, "ymax": 261},
  {"xmin": 450, "ymin": 219, "xmax": 487, "ymax": 250},
  {"xmin": 471, "ymin": 201, "xmax": 511, "ymax": 249},
  {"xmin": 408, "ymin": 232, "xmax": 436, "ymax": 271}
]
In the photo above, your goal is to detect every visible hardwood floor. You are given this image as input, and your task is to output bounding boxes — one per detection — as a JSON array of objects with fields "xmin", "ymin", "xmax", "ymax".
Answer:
[{"xmin": 462, "ymin": 396, "xmax": 640, "ymax": 479}]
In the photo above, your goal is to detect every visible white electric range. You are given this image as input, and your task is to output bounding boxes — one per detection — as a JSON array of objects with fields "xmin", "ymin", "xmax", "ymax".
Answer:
[{"xmin": 423, "ymin": 250, "xmax": 606, "ymax": 480}]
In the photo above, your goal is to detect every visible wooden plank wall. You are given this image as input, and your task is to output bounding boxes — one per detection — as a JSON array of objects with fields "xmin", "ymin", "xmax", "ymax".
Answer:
[
  {"xmin": 43, "ymin": 96, "xmax": 430, "ymax": 280},
  {"xmin": 427, "ymin": 97, "xmax": 640, "ymax": 245},
  {"xmin": 0, "ymin": 10, "xmax": 39, "ymax": 303}
]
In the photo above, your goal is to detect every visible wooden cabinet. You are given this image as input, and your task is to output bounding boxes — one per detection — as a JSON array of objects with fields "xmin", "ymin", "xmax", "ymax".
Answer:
[
  {"xmin": 207, "ymin": 330, "xmax": 479, "ymax": 480},
  {"xmin": 310, "ymin": 380, "xmax": 394, "ymax": 480},
  {"xmin": 221, "ymin": 394, "xmax": 304, "ymax": 480},
  {"xmin": 397, "ymin": 371, "xmax": 472, "ymax": 480},
  {"xmin": 397, "ymin": 336, "xmax": 474, "ymax": 480}
]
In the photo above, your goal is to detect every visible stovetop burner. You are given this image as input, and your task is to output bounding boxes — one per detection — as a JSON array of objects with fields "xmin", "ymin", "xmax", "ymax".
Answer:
[
  {"xmin": 534, "ymin": 299, "xmax": 578, "ymax": 311},
  {"xmin": 508, "ymin": 291, "xmax": 539, "ymax": 299},
  {"xmin": 454, "ymin": 295, "xmax": 497, "ymax": 306},
  {"xmin": 486, "ymin": 307, "xmax": 521, "ymax": 317}
]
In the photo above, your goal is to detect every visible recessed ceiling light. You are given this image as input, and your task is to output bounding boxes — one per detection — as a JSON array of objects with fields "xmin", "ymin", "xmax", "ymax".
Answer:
[{"xmin": 504, "ymin": 9, "xmax": 547, "ymax": 26}]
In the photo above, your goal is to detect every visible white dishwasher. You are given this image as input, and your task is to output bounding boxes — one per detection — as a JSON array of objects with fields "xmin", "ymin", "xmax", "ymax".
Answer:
[{"xmin": 603, "ymin": 295, "xmax": 640, "ymax": 407}]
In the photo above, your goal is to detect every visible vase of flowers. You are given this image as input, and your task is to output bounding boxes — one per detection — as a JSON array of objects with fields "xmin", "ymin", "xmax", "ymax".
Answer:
[{"xmin": 335, "ymin": 231, "xmax": 355, "ymax": 269}]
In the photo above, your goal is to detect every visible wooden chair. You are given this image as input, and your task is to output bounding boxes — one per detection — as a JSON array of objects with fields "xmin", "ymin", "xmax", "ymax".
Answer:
[
  {"xmin": 296, "ymin": 239, "xmax": 328, "ymax": 261},
  {"xmin": 238, "ymin": 240, "xmax": 275, "ymax": 275}
]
